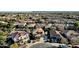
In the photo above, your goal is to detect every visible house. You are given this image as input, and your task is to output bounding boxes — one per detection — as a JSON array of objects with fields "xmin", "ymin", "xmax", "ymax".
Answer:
[
  {"xmin": 36, "ymin": 23, "xmax": 45, "ymax": 28},
  {"xmin": 33, "ymin": 27, "xmax": 45, "ymax": 43},
  {"xmin": 7, "ymin": 31, "xmax": 30, "ymax": 45},
  {"xmin": 55, "ymin": 24, "xmax": 65, "ymax": 31},
  {"xmin": 45, "ymin": 23, "xmax": 52, "ymax": 29},
  {"xmin": 49, "ymin": 30, "xmax": 61, "ymax": 43},
  {"xmin": 0, "ymin": 21, "xmax": 8, "ymax": 24},
  {"xmin": 62, "ymin": 30, "xmax": 79, "ymax": 44},
  {"xmin": 33, "ymin": 27, "xmax": 44, "ymax": 36},
  {"xmin": 44, "ymin": 25, "xmax": 56, "ymax": 42},
  {"xmin": 26, "ymin": 20, "xmax": 36, "ymax": 29},
  {"xmin": 65, "ymin": 20, "xmax": 75, "ymax": 30},
  {"xmin": 44, "ymin": 27, "xmax": 51, "ymax": 42},
  {"xmin": 14, "ymin": 22, "xmax": 26, "ymax": 28}
]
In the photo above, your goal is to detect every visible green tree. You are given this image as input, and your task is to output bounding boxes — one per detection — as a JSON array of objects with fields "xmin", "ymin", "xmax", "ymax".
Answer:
[
  {"xmin": 10, "ymin": 43, "xmax": 19, "ymax": 48},
  {"xmin": 0, "ymin": 36, "xmax": 6, "ymax": 45},
  {"xmin": 74, "ymin": 21, "xmax": 79, "ymax": 29}
]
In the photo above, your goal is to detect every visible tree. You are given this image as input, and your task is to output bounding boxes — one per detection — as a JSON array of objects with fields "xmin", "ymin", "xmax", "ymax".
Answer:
[
  {"xmin": 0, "ymin": 36, "xmax": 6, "ymax": 45},
  {"xmin": 74, "ymin": 21, "xmax": 79, "ymax": 30},
  {"xmin": 10, "ymin": 43, "xmax": 19, "ymax": 48},
  {"xmin": 0, "ymin": 31, "xmax": 8, "ymax": 45}
]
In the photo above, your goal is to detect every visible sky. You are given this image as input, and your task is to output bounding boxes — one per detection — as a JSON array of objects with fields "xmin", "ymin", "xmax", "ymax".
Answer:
[{"xmin": 0, "ymin": 0, "xmax": 79, "ymax": 11}]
